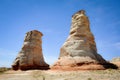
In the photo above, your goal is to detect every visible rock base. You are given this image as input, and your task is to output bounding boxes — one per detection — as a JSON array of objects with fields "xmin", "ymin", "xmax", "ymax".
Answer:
[
  {"xmin": 111, "ymin": 62, "xmax": 120, "ymax": 69},
  {"xmin": 12, "ymin": 65, "xmax": 49, "ymax": 71},
  {"xmin": 51, "ymin": 56, "xmax": 118, "ymax": 70},
  {"xmin": 51, "ymin": 62, "xmax": 118, "ymax": 70}
]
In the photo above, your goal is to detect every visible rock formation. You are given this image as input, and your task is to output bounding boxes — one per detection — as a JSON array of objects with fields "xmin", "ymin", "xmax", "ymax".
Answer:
[
  {"xmin": 52, "ymin": 10, "xmax": 118, "ymax": 70},
  {"xmin": 12, "ymin": 30, "xmax": 49, "ymax": 70},
  {"xmin": 111, "ymin": 57, "xmax": 120, "ymax": 69}
]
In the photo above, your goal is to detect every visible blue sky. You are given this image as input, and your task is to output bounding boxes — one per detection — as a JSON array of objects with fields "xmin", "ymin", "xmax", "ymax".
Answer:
[{"xmin": 0, "ymin": 0, "xmax": 120, "ymax": 67}]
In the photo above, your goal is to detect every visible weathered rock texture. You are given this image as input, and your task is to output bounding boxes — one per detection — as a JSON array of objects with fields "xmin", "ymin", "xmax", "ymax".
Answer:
[
  {"xmin": 52, "ymin": 10, "xmax": 118, "ymax": 70},
  {"xmin": 12, "ymin": 30, "xmax": 49, "ymax": 70}
]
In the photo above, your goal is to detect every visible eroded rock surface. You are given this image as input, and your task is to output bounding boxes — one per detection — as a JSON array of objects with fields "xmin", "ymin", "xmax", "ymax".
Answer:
[
  {"xmin": 12, "ymin": 30, "xmax": 49, "ymax": 70},
  {"xmin": 52, "ymin": 10, "xmax": 117, "ymax": 70}
]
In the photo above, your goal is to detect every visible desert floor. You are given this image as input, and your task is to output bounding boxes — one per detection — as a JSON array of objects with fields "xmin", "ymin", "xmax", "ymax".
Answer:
[{"xmin": 0, "ymin": 69, "xmax": 120, "ymax": 80}]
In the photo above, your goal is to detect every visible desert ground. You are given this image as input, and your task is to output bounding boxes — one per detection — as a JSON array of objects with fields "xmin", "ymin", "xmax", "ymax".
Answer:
[{"xmin": 0, "ymin": 69, "xmax": 120, "ymax": 80}]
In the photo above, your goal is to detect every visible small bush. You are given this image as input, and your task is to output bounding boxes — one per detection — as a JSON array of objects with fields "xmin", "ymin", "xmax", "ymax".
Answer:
[
  {"xmin": 88, "ymin": 77, "xmax": 92, "ymax": 80},
  {"xmin": 0, "ymin": 67, "xmax": 11, "ymax": 73}
]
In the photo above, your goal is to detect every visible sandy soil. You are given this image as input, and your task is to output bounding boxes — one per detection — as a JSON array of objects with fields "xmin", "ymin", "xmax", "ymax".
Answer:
[{"xmin": 0, "ymin": 69, "xmax": 120, "ymax": 80}]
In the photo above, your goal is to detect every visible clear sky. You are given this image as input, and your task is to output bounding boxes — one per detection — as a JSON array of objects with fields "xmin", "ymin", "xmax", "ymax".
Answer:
[{"xmin": 0, "ymin": 0, "xmax": 120, "ymax": 67}]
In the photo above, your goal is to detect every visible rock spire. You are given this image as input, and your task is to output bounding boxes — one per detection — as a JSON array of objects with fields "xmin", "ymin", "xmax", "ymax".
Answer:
[
  {"xmin": 52, "ymin": 10, "xmax": 117, "ymax": 70},
  {"xmin": 12, "ymin": 30, "xmax": 49, "ymax": 70}
]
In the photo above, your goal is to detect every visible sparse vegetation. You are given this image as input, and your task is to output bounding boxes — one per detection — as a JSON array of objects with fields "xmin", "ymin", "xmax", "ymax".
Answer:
[
  {"xmin": 0, "ymin": 67, "xmax": 11, "ymax": 73},
  {"xmin": 0, "ymin": 69, "xmax": 120, "ymax": 80},
  {"xmin": 32, "ymin": 71, "xmax": 46, "ymax": 80},
  {"xmin": 88, "ymin": 78, "xmax": 92, "ymax": 80}
]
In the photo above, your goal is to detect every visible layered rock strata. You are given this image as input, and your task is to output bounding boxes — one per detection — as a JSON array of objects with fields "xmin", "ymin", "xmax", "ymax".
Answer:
[
  {"xmin": 52, "ymin": 10, "xmax": 118, "ymax": 70},
  {"xmin": 12, "ymin": 30, "xmax": 49, "ymax": 70}
]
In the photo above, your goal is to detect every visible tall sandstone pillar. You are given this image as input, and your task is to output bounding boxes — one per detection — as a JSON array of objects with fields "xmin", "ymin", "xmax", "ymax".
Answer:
[
  {"xmin": 12, "ymin": 30, "xmax": 49, "ymax": 70},
  {"xmin": 52, "ymin": 10, "xmax": 117, "ymax": 70}
]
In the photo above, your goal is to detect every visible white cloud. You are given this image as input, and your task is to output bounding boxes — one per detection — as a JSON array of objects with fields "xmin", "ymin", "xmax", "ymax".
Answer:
[
  {"xmin": 0, "ymin": 48, "xmax": 17, "ymax": 56},
  {"xmin": 0, "ymin": 48, "xmax": 17, "ymax": 67},
  {"xmin": 96, "ymin": 40, "xmax": 112, "ymax": 48},
  {"xmin": 44, "ymin": 55, "xmax": 58, "ymax": 65},
  {"xmin": 0, "ymin": 60, "xmax": 12, "ymax": 67},
  {"xmin": 114, "ymin": 42, "xmax": 120, "ymax": 49},
  {"xmin": 96, "ymin": 40, "xmax": 120, "ymax": 51}
]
